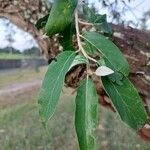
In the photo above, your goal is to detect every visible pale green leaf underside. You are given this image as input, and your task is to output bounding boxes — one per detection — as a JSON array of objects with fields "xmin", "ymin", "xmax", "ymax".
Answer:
[
  {"xmin": 102, "ymin": 76, "xmax": 148, "ymax": 130},
  {"xmin": 75, "ymin": 77, "xmax": 98, "ymax": 150},
  {"xmin": 38, "ymin": 51, "xmax": 76, "ymax": 125},
  {"xmin": 69, "ymin": 54, "xmax": 88, "ymax": 70},
  {"xmin": 82, "ymin": 32, "xmax": 130, "ymax": 76}
]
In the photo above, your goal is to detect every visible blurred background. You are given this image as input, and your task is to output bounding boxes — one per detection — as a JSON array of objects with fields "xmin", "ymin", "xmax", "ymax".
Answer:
[{"xmin": 0, "ymin": 0, "xmax": 150, "ymax": 149}]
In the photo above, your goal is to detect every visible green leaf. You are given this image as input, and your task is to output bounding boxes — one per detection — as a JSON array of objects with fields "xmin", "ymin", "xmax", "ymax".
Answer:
[
  {"xmin": 82, "ymin": 32, "xmax": 130, "ymax": 76},
  {"xmin": 94, "ymin": 14, "xmax": 107, "ymax": 23},
  {"xmin": 83, "ymin": 5, "xmax": 112, "ymax": 34},
  {"xmin": 102, "ymin": 76, "xmax": 148, "ymax": 130},
  {"xmin": 45, "ymin": 0, "xmax": 77, "ymax": 36},
  {"xmin": 83, "ymin": 41, "xmax": 98, "ymax": 57},
  {"xmin": 38, "ymin": 51, "xmax": 76, "ymax": 126},
  {"xmin": 108, "ymin": 72, "xmax": 124, "ymax": 85},
  {"xmin": 94, "ymin": 14, "xmax": 112, "ymax": 35},
  {"xmin": 83, "ymin": 4, "xmax": 97, "ymax": 23},
  {"xmin": 35, "ymin": 14, "xmax": 49, "ymax": 30},
  {"xmin": 59, "ymin": 23, "xmax": 75, "ymax": 51},
  {"xmin": 75, "ymin": 77, "xmax": 98, "ymax": 150},
  {"xmin": 97, "ymin": 59, "xmax": 124, "ymax": 84},
  {"xmin": 69, "ymin": 54, "xmax": 88, "ymax": 70},
  {"xmin": 97, "ymin": 58, "xmax": 106, "ymax": 66}
]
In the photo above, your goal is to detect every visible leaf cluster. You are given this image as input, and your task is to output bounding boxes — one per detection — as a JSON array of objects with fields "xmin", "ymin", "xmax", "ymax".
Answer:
[{"xmin": 36, "ymin": 1, "xmax": 149, "ymax": 149}]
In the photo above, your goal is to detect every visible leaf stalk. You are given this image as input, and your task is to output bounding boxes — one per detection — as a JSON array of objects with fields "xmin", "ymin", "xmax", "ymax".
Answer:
[{"xmin": 75, "ymin": 10, "xmax": 97, "ymax": 63}]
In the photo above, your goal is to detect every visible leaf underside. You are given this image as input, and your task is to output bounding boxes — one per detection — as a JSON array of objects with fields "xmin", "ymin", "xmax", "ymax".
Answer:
[
  {"xmin": 75, "ymin": 77, "xmax": 98, "ymax": 150},
  {"xmin": 102, "ymin": 76, "xmax": 148, "ymax": 130},
  {"xmin": 38, "ymin": 51, "xmax": 76, "ymax": 126},
  {"xmin": 69, "ymin": 54, "xmax": 88, "ymax": 70}
]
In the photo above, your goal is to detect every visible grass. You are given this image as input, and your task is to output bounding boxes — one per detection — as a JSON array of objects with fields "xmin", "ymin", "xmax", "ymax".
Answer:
[
  {"xmin": 0, "ymin": 67, "xmax": 47, "ymax": 89},
  {"xmin": 0, "ymin": 68, "xmax": 150, "ymax": 149},
  {"xmin": 0, "ymin": 90, "xmax": 150, "ymax": 150},
  {"xmin": 0, "ymin": 53, "xmax": 35, "ymax": 60},
  {"xmin": 0, "ymin": 88, "xmax": 78, "ymax": 150}
]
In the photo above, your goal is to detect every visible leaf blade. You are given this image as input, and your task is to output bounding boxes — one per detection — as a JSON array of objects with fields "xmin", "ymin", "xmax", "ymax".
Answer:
[
  {"xmin": 82, "ymin": 5, "xmax": 112, "ymax": 34},
  {"xmin": 82, "ymin": 32, "xmax": 130, "ymax": 76},
  {"xmin": 38, "ymin": 51, "xmax": 76, "ymax": 125},
  {"xmin": 35, "ymin": 14, "xmax": 49, "ymax": 30},
  {"xmin": 59, "ymin": 23, "xmax": 75, "ymax": 51},
  {"xmin": 69, "ymin": 54, "xmax": 88, "ymax": 70},
  {"xmin": 102, "ymin": 76, "xmax": 148, "ymax": 130},
  {"xmin": 45, "ymin": 0, "xmax": 77, "ymax": 36},
  {"xmin": 75, "ymin": 77, "xmax": 98, "ymax": 150}
]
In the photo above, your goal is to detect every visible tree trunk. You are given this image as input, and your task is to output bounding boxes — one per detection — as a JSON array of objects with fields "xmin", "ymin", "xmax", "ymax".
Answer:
[{"xmin": 0, "ymin": 0, "xmax": 52, "ymax": 59}]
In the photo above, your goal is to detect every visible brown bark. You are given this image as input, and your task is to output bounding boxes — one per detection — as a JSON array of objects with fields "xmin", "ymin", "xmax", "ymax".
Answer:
[{"xmin": 112, "ymin": 24, "xmax": 150, "ymax": 111}]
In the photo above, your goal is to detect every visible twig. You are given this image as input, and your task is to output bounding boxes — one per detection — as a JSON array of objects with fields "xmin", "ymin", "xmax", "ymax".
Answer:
[
  {"xmin": 75, "ymin": 10, "xmax": 97, "ymax": 63},
  {"xmin": 78, "ymin": 19, "xmax": 93, "ymax": 26}
]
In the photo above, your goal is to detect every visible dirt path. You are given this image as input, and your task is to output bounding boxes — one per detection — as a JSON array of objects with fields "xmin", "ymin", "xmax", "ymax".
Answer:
[
  {"xmin": 0, "ymin": 80, "xmax": 42, "ymax": 96},
  {"xmin": 0, "ymin": 80, "xmax": 42, "ymax": 108}
]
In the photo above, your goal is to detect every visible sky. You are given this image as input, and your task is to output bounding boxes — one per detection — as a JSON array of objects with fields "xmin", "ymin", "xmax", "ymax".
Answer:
[
  {"xmin": 0, "ymin": 19, "xmax": 38, "ymax": 52},
  {"xmin": 89, "ymin": 0, "xmax": 150, "ymax": 27},
  {"xmin": 0, "ymin": 0, "xmax": 150, "ymax": 52}
]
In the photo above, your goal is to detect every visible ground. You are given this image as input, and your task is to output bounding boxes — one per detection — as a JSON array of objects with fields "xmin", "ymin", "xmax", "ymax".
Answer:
[{"xmin": 0, "ymin": 67, "xmax": 150, "ymax": 150}]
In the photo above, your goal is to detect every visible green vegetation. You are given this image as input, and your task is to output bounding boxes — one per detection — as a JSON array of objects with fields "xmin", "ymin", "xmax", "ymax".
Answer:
[
  {"xmin": 0, "ymin": 53, "xmax": 34, "ymax": 60},
  {"xmin": 0, "ymin": 47, "xmax": 40, "ymax": 59},
  {"xmin": 45, "ymin": 0, "xmax": 77, "ymax": 35},
  {"xmin": 1, "ymin": 92, "xmax": 150, "ymax": 150},
  {"xmin": 0, "ymin": 87, "xmax": 77, "ymax": 150},
  {"xmin": 0, "ymin": 67, "xmax": 46, "ymax": 89},
  {"xmin": 37, "ymin": 2, "xmax": 149, "ymax": 148},
  {"xmin": 0, "ymin": 68, "xmax": 150, "ymax": 150}
]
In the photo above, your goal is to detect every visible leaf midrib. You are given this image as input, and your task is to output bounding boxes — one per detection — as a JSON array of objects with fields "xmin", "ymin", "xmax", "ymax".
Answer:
[
  {"xmin": 103, "ymin": 78, "xmax": 145, "ymax": 129},
  {"xmin": 82, "ymin": 34, "xmax": 125, "ymax": 74},
  {"xmin": 45, "ymin": 52, "xmax": 74, "ymax": 119},
  {"xmin": 85, "ymin": 76, "xmax": 89, "ymax": 149}
]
